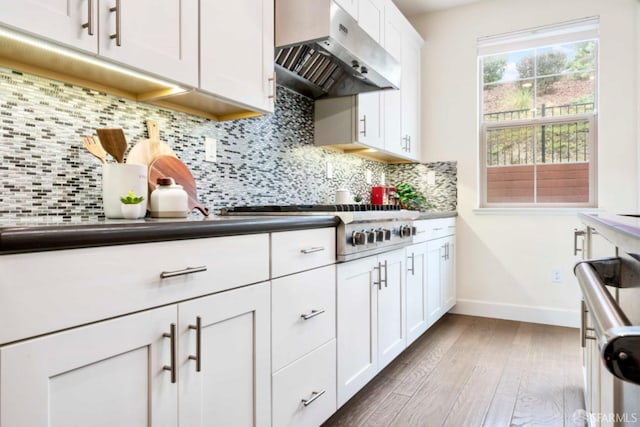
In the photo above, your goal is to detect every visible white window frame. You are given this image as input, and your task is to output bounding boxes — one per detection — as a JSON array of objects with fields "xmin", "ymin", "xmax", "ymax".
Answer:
[{"xmin": 478, "ymin": 17, "xmax": 599, "ymax": 209}]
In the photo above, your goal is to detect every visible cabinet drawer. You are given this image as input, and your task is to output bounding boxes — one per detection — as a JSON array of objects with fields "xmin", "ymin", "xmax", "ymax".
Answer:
[
  {"xmin": 0, "ymin": 234, "xmax": 269, "ymax": 344},
  {"xmin": 414, "ymin": 218, "xmax": 456, "ymax": 242},
  {"xmin": 272, "ymin": 265, "xmax": 336, "ymax": 371},
  {"xmin": 272, "ymin": 340, "xmax": 337, "ymax": 427},
  {"xmin": 271, "ymin": 228, "xmax": 336, "ymax": 277},
  {"xmin": 430, "ymin": 217, "xmax": 456, "ymax": 240}
]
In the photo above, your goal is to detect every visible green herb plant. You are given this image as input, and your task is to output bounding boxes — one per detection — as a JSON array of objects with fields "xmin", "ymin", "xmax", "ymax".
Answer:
[
  {"xmin": 391, "ymin": 182, "xmax": 432, "ymax": 211},
  {"xmin": 353, "ymin": 194, "xmax": 363, "ymax": 203},
  {"xmin": 120, "ymin": 190, "xmax": 145, "ymax": 205}
]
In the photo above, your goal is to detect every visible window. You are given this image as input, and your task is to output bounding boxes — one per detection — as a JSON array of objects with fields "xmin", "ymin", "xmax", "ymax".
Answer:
[{"xmin": 478, "ymin": 18, "xmax": 598, "ymax": 207}]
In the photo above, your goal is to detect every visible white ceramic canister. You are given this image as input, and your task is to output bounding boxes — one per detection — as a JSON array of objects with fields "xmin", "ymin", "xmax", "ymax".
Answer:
[
  {"xmin": 150, "ymin": 177, "xmax": 188, "ymax": 218},
  {"xmin": 335, "ymin": 188, "xmax": 352, "ymax": 204},
  {"xmin": 102, "ymin": 163, "xmax": 148, "ymax": 219}
]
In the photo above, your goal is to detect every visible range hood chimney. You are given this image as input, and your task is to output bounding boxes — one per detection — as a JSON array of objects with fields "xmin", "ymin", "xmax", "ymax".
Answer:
[{"xmin": 275, "ymin": 0, "xmax": 400, "ymax": 99}]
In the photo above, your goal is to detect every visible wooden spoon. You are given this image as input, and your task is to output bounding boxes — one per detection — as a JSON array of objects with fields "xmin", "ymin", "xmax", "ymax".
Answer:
[
  {"xmin": 82, "ymin": 136, "xmax": 107, "ymax": 164},
  {"xmin": 96, "ymin": 128, "xmax": 128, "ymax": 163}
]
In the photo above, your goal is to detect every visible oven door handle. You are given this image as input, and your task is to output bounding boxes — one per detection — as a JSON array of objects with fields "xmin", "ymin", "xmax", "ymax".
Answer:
[{"xmin": 574, "ymin": 259, "xmax": 640, "ymax": 385}]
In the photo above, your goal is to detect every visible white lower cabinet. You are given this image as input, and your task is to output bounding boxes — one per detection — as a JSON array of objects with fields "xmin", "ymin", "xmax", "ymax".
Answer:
[
  {"xmin": 0, "ymin": 282, "xmax": 271, "ymax": 427},
  {"xmin": 271, "ymin": 264, "xmax": 337, "ymax": 427},
  {"xmin": 337, "ymin": 248, "xmax": 406, "ymax": 407},
  {"xmin": 272, "ymin": 340, "xmax": 337, "ymax": 427},
  {"xmin": 0, "ymin": 306, "xmax": 178, "ymax": 427},
  {"xmin": 405, "ymin": 241, "xmax": 428, "ymax": 345},
  {"xmin": 178, "ymin": 282, "xmax": 271, "ymax": 427}
]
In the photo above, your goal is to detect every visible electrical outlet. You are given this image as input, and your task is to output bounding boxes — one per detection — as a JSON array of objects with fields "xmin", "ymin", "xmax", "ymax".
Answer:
[
  {"xmin": 380, "ymin": 172, "xmax": 386, "ymax": 185},
  {"xmin": 204, "ymin": 137, "xmax": 217, "ymax": 162},
  {"xmin": 365, "ymin": 169, "xmax": 372, "ymax": 184},
  {"xmin": 551, "ymin": 268, "xmax": 563, "ymax": 283},
  {"xmin": 426, "ymin": 171, "xmax": 436, "ymax": 186},
  {"xmin": 326, "ymin": 162, "xmax": 334, "ymax": 179}
]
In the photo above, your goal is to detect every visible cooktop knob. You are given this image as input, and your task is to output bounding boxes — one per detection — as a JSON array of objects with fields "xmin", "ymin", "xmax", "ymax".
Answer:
[
  {"xmin": 400, "ymin": 225, "xmax": 413, "ymax": 238},
  {"xmin": 351, "ymin": 230, "xmax": 367, "ymax": 246}
]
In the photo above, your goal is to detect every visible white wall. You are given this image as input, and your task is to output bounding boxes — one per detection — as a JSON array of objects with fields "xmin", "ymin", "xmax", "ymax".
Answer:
[{"xmin": 412, "ymin": 0, "xmax": 639, "ymax": 326}]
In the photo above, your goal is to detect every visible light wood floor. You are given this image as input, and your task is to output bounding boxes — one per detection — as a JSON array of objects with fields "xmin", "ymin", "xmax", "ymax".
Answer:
[{"xmin": 323, "ymin": 314, "xmax": 585, "ymax": 427}]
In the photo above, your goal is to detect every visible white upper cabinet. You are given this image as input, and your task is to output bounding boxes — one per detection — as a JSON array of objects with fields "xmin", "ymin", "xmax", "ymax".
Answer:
[
  {"xmin": 358, "ymin": 0, "xmax": 385, "ymax": 42},
  {"xmin": 400, "ymin": 30, "xmax": 422, "ymax": 161},
  {"xmin": 0, "ymin": 0, "xmax": 97, "ymax": 53},
  {"xmin": 0, "ymin": 0, "xmax": 199, "ymax": 87},
  {"xmin": 200, "ymin": 0, "xmax": 275, "ymax": 114},
  {"xmin": 99, "ymin": 0, "xmax": 199, "ymax": 87},
  {"xmin": 383, "ymin": 2, "xmax": 423, "ymax": 161},
  {"xmin": 382, "ymin": 3, "xmax": 403, "ymax": 155}
]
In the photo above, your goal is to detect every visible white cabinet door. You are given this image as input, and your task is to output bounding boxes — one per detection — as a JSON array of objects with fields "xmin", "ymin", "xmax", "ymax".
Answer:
[
  {"xmin": 358, "ymin": 0, "xmax": 384, "ymax": 43},
  {"xmin": 377, "ymin": 248, "xmax": 407, "ymax": 369},
  {"xmin": 382, "ymin": 3, "xmax": 403, "ymax": 154},
  {"xmin": 0, "ymin": 0, "xmax": 97, "ymax": 53},
  {"xmin": 337, "ymin": 256, "xmax": 379, "ymax": 408},
  {"xmin": 443, "ymin": 235, "xmax": 456, "ymax": 312},
  {"xmin": 178, "ymin": 282, "xmax": 271, "ymax": 427},
  {"xmin": 406, "ymin": 242, "xmax": 428, "ymax": 345},
  {"xmin": 200, "ymin": 0, "xmax": 275, "ymax": 113},
  {"xmin": 98, "ymin": 0, "xmax": 198, "ymax": 86},
  {"xmin": 427, "ymin": 238, "xmax": 445, "ymax": 326},
  {"xmin": 357, "ymin": 92, "xmax": 384, "ymax": 149},
  {"xmin": 0, "ymin": 306, "xmax": 178, "ymax": 427},
  {"xmin": 272, "ymin": 265, "xmax": 336, "ymax": 371},
  {"xmin": 400, "ymin": 33, "xmax": 421, "ymax": 161}
]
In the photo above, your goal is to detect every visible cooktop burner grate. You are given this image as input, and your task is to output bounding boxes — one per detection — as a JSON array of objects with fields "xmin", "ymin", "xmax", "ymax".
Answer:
[{"xmin": 220, "ymin": 204, "xmax": 401, "ymax": 214}]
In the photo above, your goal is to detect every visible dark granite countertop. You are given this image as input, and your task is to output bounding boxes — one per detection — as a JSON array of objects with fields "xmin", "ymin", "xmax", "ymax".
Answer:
[
  {"xmin": 0, "ymin": 215, "xmax": 339, "ymax": 254},
  {"xmin": 579, "ymin": 212, "xmax": 640, "ymax": 259},
  {"xmin": 416, "ymin": 211, "xmax": 458, "ymax": 220}
]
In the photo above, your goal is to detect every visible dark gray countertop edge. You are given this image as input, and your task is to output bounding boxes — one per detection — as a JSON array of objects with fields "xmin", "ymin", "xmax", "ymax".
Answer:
[
  {"xmin": 0, "ymin": 216, "xmax": 339, "ymax": 255},
  {"xmin": 416, "ymin": 211, "xmax": 458, "ymax": 220},
  {"xmin": 578, "ymin": 213, "xmax": 640, "ymax": 259}
]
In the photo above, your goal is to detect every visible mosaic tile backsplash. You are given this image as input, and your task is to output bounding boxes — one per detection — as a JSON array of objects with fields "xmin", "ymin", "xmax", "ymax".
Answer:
[{"xmin": 0, "ymin": 66, "xmax": 456, "ymax": 220}]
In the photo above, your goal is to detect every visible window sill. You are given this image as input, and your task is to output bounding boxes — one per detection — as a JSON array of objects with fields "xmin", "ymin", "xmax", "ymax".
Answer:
[{"xmin": 473, "ymin": 207, "xmax": 604, "ymax": 216}]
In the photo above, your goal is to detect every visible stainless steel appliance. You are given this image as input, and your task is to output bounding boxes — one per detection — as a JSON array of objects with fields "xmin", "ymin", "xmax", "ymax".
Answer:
[
  {"xmin": 220, "ymin": 204, "xmax": 417, "ymax": 261},
  {"xmin": 574, "ymin": 213, "xmax": 640, "ymax": 422},
  {"xmin": 274, "ymin": 0, "xmax": 400, "ymax": 99}
]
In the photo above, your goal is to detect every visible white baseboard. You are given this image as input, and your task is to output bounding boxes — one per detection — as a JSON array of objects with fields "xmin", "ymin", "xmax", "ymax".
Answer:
[{"xmin": 449, "ymin": 299, "xmax": 580, "ymax": 328}]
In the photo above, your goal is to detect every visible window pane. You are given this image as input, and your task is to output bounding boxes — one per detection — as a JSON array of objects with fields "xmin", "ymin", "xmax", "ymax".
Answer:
[
  {"xmin": 483, "ymin": 81, "xmax": 534, "ymax": 122},
  {"xmin": 486, "ymin": 126, "xmax": 535, "ymax": 166},
  {"xmin": 536, "ymin": 73, "xmax": 595, "ymax": 117}
]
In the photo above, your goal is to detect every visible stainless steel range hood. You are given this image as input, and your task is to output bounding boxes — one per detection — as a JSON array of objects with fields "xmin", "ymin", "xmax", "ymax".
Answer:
[{"xmin": 275, "ymin": 0, "xmax": 400, "ymax": 99}]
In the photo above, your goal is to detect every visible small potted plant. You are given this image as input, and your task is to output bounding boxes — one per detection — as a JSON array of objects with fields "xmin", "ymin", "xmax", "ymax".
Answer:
[
  {"xmin": 391, "ymin": 182, "xmax": 432, "ymax": 211},
  {"xmin": 120, "ymin": 190, "xmax": 146, "ymax": 219}
]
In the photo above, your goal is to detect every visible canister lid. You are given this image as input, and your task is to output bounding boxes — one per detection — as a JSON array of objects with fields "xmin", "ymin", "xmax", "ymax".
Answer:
[{"xmin": 157, "ymin": 177, "xmax": 175, "ymax": 186}]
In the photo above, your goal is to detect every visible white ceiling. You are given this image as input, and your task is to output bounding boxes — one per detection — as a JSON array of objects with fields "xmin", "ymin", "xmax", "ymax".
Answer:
[{"xmin": 392, "ymin": 0, "xmax": 480, "ymax": 17}]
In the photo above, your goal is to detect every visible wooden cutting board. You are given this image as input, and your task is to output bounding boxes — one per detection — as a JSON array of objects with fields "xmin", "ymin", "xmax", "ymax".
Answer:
[
  {"xmin": 148, "ymin": 155, "xmax": 210, "ymax": 216},
  {"xmin": 126, "ymin": 120, "xmax": 177, "ymax": 166}
]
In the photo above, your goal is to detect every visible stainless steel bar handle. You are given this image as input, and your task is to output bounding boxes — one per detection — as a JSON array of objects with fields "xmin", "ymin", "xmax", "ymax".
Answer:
[
  {"xmin": 301, "ymin": 309, "xmax": 325, "ymax": 320},
  {"xmin": 360, "ymin": 115, "xmax": 367, "ymax": 137},
  {"xmin": 301, "ymin": 390, "xmax": 326, "ymax": 407},
  {"xmin": 163, "ymin": 323, "xmax": 177, "ymax": 384},
  {"xmin": 382, "ymin": 260, "xmax": 388, "ymax": 288},
  {"xmin": 373, "ymin": 263, "xmax": 382, "ymax": 290},
  {"xmin": 160, "ymin": 266, "xmax": 207, "ymax": 279},
  {"xmin": 408, "ymin": 253, "xmax": 415, "ymax": 275},
  {"xmin": 574, "ymin": 229, "xmax": 585, "ymax": 256},
  {"xmin": 268, "ymin": 74, "xmax": 276, "ymax": 100},
  {"xmin": 300, "ymin": 247, "xmax": 325, "ymax": 254},
  {"xmin": 188, "ymin": 316, "xmax": 202, "ymax": 372},
  {"xmin": 574, "ymin": 261, "xmax": 631, "ymax": 338},
  {"xmin": 110, "ymin": 0, "xmax": 121, "ymax": 46},
  {"xmin": 82, "ymin": 0, "xmax": 94, "ymax": 35},
  {"xmin": 407, "ymin": 135, "xmax": 411, "ymax": 153},
  {"xmin": 580, "ymin": 300, "xmax": 596, "ymax": 348}
]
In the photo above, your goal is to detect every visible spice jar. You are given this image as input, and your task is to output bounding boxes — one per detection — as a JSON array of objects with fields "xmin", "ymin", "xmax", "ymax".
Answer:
[{"xmin": 150, "ymin": 177, "xmax": 188, "ymax": 218}]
